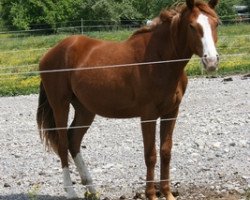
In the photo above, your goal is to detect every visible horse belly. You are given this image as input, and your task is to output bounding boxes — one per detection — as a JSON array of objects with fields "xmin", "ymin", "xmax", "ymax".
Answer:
[{"xmin": 72, "ymin": 79, "xmax": 142, "ymax": 118}]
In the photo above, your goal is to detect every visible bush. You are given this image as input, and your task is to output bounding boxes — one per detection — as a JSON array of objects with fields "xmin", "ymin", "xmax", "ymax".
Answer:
[
  {"xmin": 0, "ymin": 0, "xmax": 82, "ymax": 31},
  {"xmin": 216, "ymin": 0, "xmax": 241, "ymax": 20},
  {"xmin": 0, "ymin": 0, "xmax": 143, "ymax": 31},
  {"xmin": 0, "ymin": 0, "xmax": 247, "ymax": 32}
]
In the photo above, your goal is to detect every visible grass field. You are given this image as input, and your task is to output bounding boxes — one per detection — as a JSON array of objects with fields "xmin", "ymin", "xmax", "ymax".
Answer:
[{"xmin": 0, "ymin": 24, "xmax": 250, "ymax": 96}]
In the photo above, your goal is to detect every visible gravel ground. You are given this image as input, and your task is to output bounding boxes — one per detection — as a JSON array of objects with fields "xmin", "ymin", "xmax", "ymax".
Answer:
[{"xmin": 0, "ymin": 75, "xmax": 249, "ymax": 200}]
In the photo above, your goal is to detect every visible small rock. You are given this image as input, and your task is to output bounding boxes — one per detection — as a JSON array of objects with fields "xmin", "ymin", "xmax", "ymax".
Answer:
[
  {"xmin": 215, "ymin": 153, "xmax": 222, "ymax": 157},
  {"xmin": 223, "ymin": 77, "xmax": 233, "ymax": 82},
  {"xmin": 216, "ymin": 108, "xmax": 222, "ymax": 113},
  {"xmin": 213, "ymin": 142, "xmax": 221, "ymax": 148},
  {"xmin": 174, "ymin": 182, "xmax": 181, "ymax": 187},
  {"xmin": 229, "ymin": 142, "xmax": 236, "ymax": 147},
  {"xmin": 241, "ymin": 73, "xmax": 250, "ymax": 80},
  {"xmin": 4, "ymin": 183, "xmax": 11, "ymax": 188},
  {"xmin": 206, "ymin": 75, "xmax": 217, "ymax": 79},
  {"xmin": 210, "ymin": 185, "xmax": 215, "ymax": 190},
  {"xmin": 12, "ymin": 154, "xmax": 21, "ymax": 158},
  {"xmin": 218, "ymin": 173, "xmax": 225, "ymax": 179},
  {"xmin": 172, "ymin": 187, "xmax": 179, "ymax": 197},
  {"xmin": 223, "ymin": 183, "xmax": 234, "ymax": 190},
  {"xmin": 191, "ymin": 153, "xmax": 200, "ymax": 157},
  {"xmin": 223, "ymin": 148, "xmax": 229, "ymax": 153},
  {"xmin": 38, "ymin": 171, "xmax": 46, "ymax": 176},
  {"xmin": 235, "ymin": 188, "xmax": 245, "ymax": 194},
  {"xmin": 239, "ymin": 140, "xmax": 248, "ymax": 148},
  {"xmin": 120, "ymin": 195, "xmax": 126, "ymax": 199},
  {"xmin": 133, "ymin": 192, "xmax": 145, "ymax": 199}
]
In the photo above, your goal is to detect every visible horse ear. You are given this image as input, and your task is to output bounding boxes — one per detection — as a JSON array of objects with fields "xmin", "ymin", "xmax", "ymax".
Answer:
[
  {"xmin": 186, "ymin": 0, "xmax": 195, "ymax": 10},
  {"xmin": 208, "ymin": 0, "xmax": 219, "ymax": 9}
]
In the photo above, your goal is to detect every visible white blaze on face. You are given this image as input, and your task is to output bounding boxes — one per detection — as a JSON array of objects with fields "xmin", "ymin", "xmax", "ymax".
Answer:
[{"xmin": 197, "ymin": 13, "xmax": 218, "ymax": 58}]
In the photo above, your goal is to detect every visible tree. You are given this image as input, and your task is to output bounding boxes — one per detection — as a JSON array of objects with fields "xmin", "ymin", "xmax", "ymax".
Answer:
[
  {"xmin": 150, "ymin": 0, "xmax": 178, "ymax": 17},
  {"xmin": 215, "ymin": 0, "xmax": 237, "ymax": 19},
  {"xmin": 0, "ymin": 0, "xmax": 81, "ymax": 30},
  {"xmin": 0, "ymin": 3, "xmax": 4, "ymax": 30},
  {"xmin": 0, "ymin": 0, "xmax": 247, "ymax": 32}
]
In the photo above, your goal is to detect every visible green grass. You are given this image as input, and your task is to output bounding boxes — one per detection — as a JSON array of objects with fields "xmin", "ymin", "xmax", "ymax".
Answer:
[{"xmin": 0, "ymin": 25, "xmax": 249, "ymax": 96}]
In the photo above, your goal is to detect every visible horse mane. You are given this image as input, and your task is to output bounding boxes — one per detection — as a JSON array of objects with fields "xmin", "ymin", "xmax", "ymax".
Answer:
[
  {"xmin": 130, "ymin": 4, "xmax": 184, "ymax": 37},
  {"xmin": 130, "ymin": 1, "xmax": 218, "ymax": 37}
]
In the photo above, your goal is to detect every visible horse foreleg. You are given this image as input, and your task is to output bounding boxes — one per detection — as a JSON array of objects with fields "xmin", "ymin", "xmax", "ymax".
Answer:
[
  {"xmin": 141, "ymin": 119, "xmax": 157, "ymax": 200},
  {"xmin": 159, "ymin": 110, "xmax": 178, "ymax": 200}
]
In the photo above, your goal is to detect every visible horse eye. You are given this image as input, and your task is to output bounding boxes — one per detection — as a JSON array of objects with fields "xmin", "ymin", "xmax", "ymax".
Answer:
[{"xmin": 189, "ymin": 23, "xmax": 196, "ymax": 30}]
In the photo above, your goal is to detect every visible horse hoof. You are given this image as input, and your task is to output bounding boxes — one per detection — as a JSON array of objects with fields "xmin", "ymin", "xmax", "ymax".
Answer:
[
  {"xmin": 166, "ymin": 192, "xmax": 175, "ymax": 200},
  {"xmin": 65, "ymin": 187, "xmax": 78, "ymax": 199},
  {"xmin": 84, "ymin": 191, "xmax": 100, "ymax": 200},
  {"xmin": 148, "ymin": 196, "xmax": 158, "ymax": 200},
  {"xmin": 82, "ymin": 180, "xmax": 96, "ymax": 194}
]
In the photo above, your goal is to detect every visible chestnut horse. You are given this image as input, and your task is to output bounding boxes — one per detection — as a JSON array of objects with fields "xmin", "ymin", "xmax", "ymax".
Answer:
[{"xmin": 37, "ymin": 0, "xmax": 219, "ymax": 199}]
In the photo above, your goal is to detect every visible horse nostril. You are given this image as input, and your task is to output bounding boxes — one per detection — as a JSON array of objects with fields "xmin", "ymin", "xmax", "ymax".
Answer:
[
  {"xmin": 216, "ymin": 54, "xmax": 220, "ymax": 61},
  {"xmin": 204, "ymin": 54, "xmax": 208, "ymax": 58}
]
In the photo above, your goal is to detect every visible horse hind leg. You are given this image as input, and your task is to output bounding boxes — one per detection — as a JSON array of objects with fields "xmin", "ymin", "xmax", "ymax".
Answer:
[
  {"xmin": 68, "ymin": 98, "xmax": 96, "ymax": 194},
  {"xmin": 51, "ymin": 100, "xmax": 78, "ymax": 199}
]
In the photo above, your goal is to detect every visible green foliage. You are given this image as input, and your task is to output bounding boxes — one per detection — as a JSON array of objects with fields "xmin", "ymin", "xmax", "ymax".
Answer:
[
  {"xmin": 150, "ymin": 0, "xmax": 181, "ymax": 17},
  {"xmin": 0, "ymin": 0, "xmax": 143, "ymax": 31},
  {"xmin": 132, "ymin": 0, "xmax": 179, "ymax": 18},
  {"xmin": 1, "ymin": 0, "xmax": 81, "ymax": 30},
  {"xmin": 216, "ymin": 0, "xmax": 238, "ymax": 20},
  {"xmin": 0, "ymin": 0, "xmax": 247, "ymax": 31},
  {"xmin": 241, "ymin": 0, "xmax": 250, "ymax": 5}
]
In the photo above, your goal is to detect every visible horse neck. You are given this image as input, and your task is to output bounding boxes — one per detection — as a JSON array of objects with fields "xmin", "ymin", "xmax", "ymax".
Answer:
[
  {"xmin": 156, "ymin": 14, "xmax": 193, "ymax": 61},
  {"xmin": 144, "ymin": 17, "xmax": 192, "ymax": 78},
  {"xmin": 135, "ymin": 18, "xmax": 191, "ymax": 62},
  {"xmin": 170, "ymin": 14, "xmax": 193, "ymax": 60}
]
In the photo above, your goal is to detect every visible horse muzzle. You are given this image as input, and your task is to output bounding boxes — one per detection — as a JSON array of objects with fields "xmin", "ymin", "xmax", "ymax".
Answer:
[{"xmin": 202, "ymin": 55, "xmax": 219, "ymax": 72}]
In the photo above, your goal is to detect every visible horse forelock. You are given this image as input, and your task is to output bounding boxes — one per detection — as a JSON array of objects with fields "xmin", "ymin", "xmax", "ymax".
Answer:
[{"xmin": 195, "ymin": 1, "xmax": 218, "ymax": 19}]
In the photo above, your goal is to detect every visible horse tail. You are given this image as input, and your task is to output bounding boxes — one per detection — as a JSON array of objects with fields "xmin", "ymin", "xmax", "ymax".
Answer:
[{"xmin": 36, "ymin": 82, "xmax": 59, "ymax": 154}]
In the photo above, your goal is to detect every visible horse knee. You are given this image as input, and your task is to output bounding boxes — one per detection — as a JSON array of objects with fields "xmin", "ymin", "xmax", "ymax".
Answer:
[
  {"xmin": 145, "ymin": 150, "xmax": 157, "ymax": 168},
  {"xmin": 160, "ymin": 145, "xmax": 172, "ymax": 162}
]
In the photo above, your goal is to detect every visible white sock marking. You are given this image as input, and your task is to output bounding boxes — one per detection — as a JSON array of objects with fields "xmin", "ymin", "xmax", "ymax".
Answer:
[
  {"xmin": 74, "ymin": 153, "xmax": 96, "ymax": 193},
  {"xmin": 62, "ymin": 167, "xmax": 78, "ymax": 199}
]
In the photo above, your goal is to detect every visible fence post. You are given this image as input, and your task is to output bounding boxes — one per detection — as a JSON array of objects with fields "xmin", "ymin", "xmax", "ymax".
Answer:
[{"xmin": 81, "ymin": 18, "xmax": 83, "ymax": 35}]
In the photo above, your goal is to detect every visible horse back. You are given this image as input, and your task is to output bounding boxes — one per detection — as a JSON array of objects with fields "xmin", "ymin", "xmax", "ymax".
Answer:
[{"xmin": 39, "ymin": 35, "xmax": 103, "ymax": 71}]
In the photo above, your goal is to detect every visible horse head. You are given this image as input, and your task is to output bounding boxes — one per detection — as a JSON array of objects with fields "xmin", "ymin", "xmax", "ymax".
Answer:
[{"xmin": 185, "ymin": 0, "xmax": 220, "ymax": 72}]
